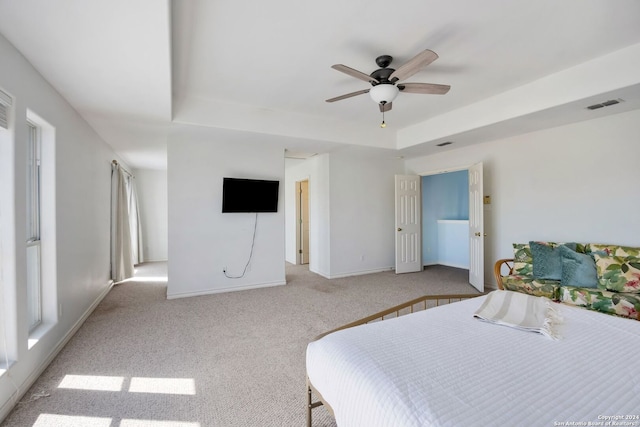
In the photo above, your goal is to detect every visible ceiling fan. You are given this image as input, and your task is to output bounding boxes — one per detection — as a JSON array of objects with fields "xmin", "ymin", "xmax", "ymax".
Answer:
[{"xmin": 326, "ymin": 49, "xmax": 450, "ymax": 126}]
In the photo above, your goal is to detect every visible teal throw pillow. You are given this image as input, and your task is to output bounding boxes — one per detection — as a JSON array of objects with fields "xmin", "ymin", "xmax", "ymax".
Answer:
[
  {"xmin": 558, "ymin": 245, "xmax": 598, "ymax": 288},
  {"xmin": 530, "ymin": 241, "xmax": 577, "ymax": 280}
]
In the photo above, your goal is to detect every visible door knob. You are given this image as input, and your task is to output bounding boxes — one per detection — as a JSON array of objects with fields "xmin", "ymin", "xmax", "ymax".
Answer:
[{"xmin": 397, "ymin": 228, "xmax": 402, "ymax": 232}]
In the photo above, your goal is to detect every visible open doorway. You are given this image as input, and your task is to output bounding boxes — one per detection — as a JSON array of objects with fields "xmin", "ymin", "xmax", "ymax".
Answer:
[
  {"xmin": 396, "ymin": 163, "xmax": 484, "ymax": 292},
  {"xmin": 295, "ymin": 179, "xmax": 310, "ymax": 265},
  {"xmin": 422, "ymin": 163, "xmax": 486, "ymax": 292},
  {"xmin": 421, "ymin": 170, "xmax": 469, "ymax": 270}
]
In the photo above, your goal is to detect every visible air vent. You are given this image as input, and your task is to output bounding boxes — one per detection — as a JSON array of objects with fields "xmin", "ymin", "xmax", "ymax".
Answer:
[
  {"xmin": 285, "ymin": 151, "xmax": 317, "ymax": 159},
  {"xmin": 436, "ymin": 141, "xmax": 453, "ymax": 147},
  {"xmin": 587, "ymin": 99, "xmax": 623, "ymax": 110}
]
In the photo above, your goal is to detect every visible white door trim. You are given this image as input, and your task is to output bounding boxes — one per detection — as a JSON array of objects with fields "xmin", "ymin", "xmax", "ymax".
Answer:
[{"xmin": 468, "ymin": 162, "xmax": 484, "ymax": 292}]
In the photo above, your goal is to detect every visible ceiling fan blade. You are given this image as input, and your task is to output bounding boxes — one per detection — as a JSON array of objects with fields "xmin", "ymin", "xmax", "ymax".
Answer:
[
  {"xmin": 325, "ymin": 89, "xmax": 370, "ymax": 103},
  {"xmin": 389, "ymin": 49, "xmax": 439, "ymax": 82},
  {"xmin": 398, "ymin": 82, "xmax": 451, "ymax": 95},
  {"xmin": 379, "ymin": 102, "xmax": 392, "ymax": 112},
  {"xmin": 331, "ymin": 64, "xmax": 379, "ymax": 84}
]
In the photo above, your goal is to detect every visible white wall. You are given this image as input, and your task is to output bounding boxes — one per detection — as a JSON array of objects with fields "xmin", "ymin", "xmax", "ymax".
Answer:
[
  {"xmin": 134, "ymin": 168, "xmax": 168, "ymax": 262},
  {"xmin": 328, "ymin": 147, "xmax": 405, "ymax": 278},
  {"xmin": 311, "ymin": 154, "xmax": 332, "ymax": 277},
  {"xmin": 167, "ymin": 128, "xmax": 286, "ymax": 298},
  {"xmin": 405, "ymin": 108, "xmax": 640, "ymax": 287},
  {"xmin": 0, "ymin": 33, "xmax": 116, "ymax": 421}
]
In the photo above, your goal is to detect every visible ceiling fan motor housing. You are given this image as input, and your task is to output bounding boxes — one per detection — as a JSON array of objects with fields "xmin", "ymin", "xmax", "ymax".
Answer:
[
  {"xmin": 370, "ymin": 54, "xmax": 395, "ymax": 85},
  {"xmin": 375, "ymin": 55, "xmax": 393, "ymax": 68},
  {"xmin": 370, "ymin": 67, "xmax": 395, "ymax": 85}
]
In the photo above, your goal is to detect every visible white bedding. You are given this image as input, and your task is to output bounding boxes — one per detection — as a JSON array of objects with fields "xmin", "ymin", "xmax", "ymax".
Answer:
[{"xmin": 306, "ymin": 295, "xmax": 640, "ymax": 427}]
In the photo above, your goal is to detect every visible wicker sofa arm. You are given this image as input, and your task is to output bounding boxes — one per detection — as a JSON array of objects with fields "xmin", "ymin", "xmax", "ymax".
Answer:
[{"xmin": 494, "ymin": 258, "xmax": 515, "ymax": 290}]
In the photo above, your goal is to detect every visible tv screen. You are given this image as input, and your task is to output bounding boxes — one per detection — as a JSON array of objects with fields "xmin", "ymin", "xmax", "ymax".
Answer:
[{"xmin": 222, "ymin": 177, "xmax": 280, "ymax": 213}]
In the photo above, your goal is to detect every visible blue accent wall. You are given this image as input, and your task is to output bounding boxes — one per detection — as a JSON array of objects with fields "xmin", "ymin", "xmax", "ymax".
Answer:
[{"xmin": 422, "ymin": 170, "xmax": 469, "ymax": 266}]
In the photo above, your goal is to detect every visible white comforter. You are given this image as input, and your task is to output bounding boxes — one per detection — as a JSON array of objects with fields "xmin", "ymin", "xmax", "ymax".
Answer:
[{"xmin": 306, "ymin": 296, "xmax": 640, "ymax": 427}]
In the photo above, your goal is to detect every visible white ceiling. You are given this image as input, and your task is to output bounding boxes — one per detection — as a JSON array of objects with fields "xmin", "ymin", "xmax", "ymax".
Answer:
[{"xmin": 1, "ymin": 0, "xmax": 640, "ymax": 169}]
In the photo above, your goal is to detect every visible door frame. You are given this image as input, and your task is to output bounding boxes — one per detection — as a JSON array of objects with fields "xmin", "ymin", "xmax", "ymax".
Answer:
[
  {"xmin": 414, "ymin": 163, "xmax": 484, "ymax": 289},
  {"xmin": 295, "ymin": 179, "xmax": 310, "ymax": 265}
]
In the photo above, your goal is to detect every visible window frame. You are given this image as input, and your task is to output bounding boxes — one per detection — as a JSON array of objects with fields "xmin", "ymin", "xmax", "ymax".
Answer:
[{"xmin": 26, "ymin": 121, "xmax": 43, "ymax": 332}]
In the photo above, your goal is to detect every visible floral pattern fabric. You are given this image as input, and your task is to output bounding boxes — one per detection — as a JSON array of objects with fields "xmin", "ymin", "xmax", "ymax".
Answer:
[
  {"xmin": 497, "ymin": 242, "xmax": 640, "ymax": 320},
  {"xmin": 558, "ymin": 286, "xmax": 640, "ymax": 320},
  {"xmin": 502, "ymin": 275, "xmax": 558, "ymax": 299},
  {"xmin": 588, "ymin": 244, "xmax": 640, "ymax": 258},
  {"xmin": 592, "ymin": 253, "xmax": 640, "ymax": 293},
  {"xmin": 512, "ymin": 243, "xmax": 533, "ymax": 276}
]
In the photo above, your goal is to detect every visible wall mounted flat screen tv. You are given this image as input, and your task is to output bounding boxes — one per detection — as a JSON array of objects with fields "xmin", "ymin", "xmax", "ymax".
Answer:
[{"xmin": 222, "ymin": 177, "xmax": 280, "ymax": 213}]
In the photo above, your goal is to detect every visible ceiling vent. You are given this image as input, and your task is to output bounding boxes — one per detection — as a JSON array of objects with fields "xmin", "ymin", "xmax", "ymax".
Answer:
[
  {"xmin": 587, "ymin": 99, "xmax": 623, "ymax": 110},
  {"xmin": 285, "ymin": 150, "xmax": 317, "ymax": 159}
]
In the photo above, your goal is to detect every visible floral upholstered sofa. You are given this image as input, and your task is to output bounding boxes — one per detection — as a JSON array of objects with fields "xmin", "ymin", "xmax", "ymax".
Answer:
[{"xmin": 494, "ymin": 242, "xmax": 640, "ymax": 320}]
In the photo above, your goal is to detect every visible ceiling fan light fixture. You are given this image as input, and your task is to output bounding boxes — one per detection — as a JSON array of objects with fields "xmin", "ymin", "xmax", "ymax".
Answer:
[{"xmin": 369, "ymin": 84, "xmax": 399, "ymax": 104}]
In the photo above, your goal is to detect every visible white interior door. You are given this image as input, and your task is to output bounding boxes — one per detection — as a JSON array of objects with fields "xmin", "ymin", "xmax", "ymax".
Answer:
[
  {"xmin": 468, "ymin": 163, "xmax": 484, "ymax": 292},
  {"xmin": 295, "ymin": 180, "xmax": 310, "ymax": 265},
  {"xmin": 395, "ymin": 175, "xmax": 422, "ymax": 274},
  {"xmin": 300, "ymin": 180, "xmax": 310, "ymax": 264}
]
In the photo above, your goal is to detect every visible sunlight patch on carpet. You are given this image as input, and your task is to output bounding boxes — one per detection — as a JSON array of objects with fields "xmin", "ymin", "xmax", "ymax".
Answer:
[
  {"xmin": 58, "ymin": 374, "xmax": 124, "ymax": 391},
  {"xmin": 34, "ymin": 414, "xmax": 112, "ymax": 427},
  {"xmin": 121, "ymin": 420, "xmax": 200, "ymax": 427},
  {"xmin": 129, "ymin": 377, "xmax": 196, "ymax": 395}
]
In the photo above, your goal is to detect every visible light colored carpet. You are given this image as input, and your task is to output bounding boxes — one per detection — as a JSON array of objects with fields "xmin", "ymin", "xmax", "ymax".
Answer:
[{"xmin": 1, "ymin": 262, "xmax": 480, "ymax": 427}]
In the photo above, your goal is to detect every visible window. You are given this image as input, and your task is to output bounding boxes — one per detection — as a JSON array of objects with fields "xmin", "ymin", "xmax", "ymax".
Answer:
[
  {"xmin": 0, "ymin": 89, "xmax": 10, "ymax": 129},
  {"xmin": 0, "ymin": 88, "xmax": 16, "ymax": 369},
  {"xmin": 25, "ymin": 109, "xmax": 57, "ymax": 348},
  {"xmin": 26, "ymin": 122, "xmax": 42, "ymax": 331},
  {"xmin": 27, "ymin": 123, "xmax": 41, "ymax": 240}
]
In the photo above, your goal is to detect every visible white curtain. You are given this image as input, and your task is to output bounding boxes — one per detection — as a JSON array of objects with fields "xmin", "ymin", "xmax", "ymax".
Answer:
[
  {"xmin": 111, "ymin": 163, "xmax": 142, "ymax": 282},
  {"xmin": 127, "ymin": 175, "xmax": 144, "ymax": 265}
]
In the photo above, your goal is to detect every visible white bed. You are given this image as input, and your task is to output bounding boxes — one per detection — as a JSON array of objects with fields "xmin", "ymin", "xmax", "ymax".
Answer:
[{"xmin": 306, "ymin": 294, "xmax": 640, "ymax": 427}]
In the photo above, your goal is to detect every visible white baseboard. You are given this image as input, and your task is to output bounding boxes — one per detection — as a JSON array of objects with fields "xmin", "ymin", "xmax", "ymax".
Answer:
[
  {"xmin": 321, "ymin": 267, "xmax": 394, "ymax": 280},
  {"xmin": 436, "ymin": 262, "xmax": 470, "ymax": 270},
  {"xmin": 0, "ymin": 280, "xmax": 114, "ymax": 423},
  {"xmin": 166, "ymin": 280, "xmax": 286, "ymax": 299}
]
